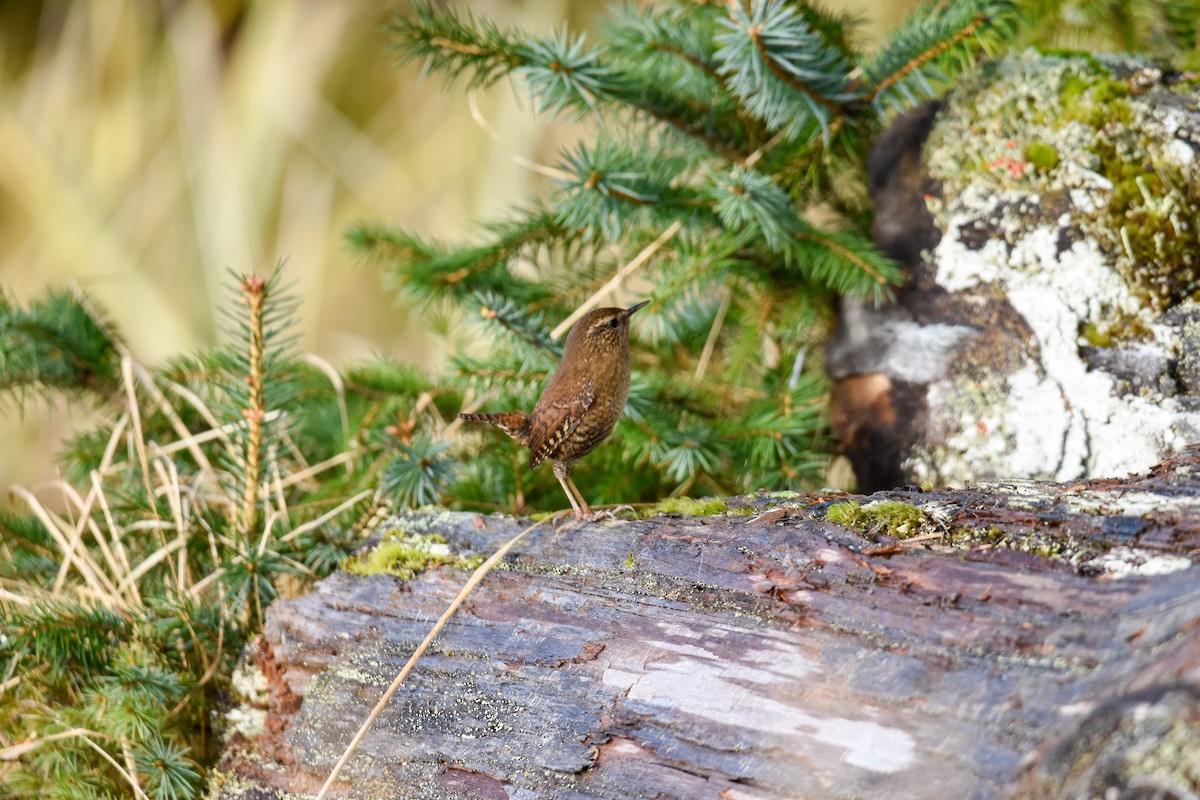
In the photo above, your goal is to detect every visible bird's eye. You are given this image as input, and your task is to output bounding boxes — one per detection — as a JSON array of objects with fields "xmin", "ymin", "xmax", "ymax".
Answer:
[{"xmin": 607, "ymin": 317, "xmax": 620, "ymax": 329}]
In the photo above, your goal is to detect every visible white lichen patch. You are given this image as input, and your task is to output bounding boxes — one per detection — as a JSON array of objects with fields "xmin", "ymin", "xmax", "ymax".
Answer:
[
  {"xmin": 1084, "ymin": 546, "xmax": 1192, "ymax": 578},
  {"xmin": 1060, "ymin": 488, "xmax": 1200, "ymax": 517},
  {"xmin": 909, "ymin": 362, "xmax": 1079, "ymax": 485},
  {"xmin": 223, "ymin": 706, "xmax": 269, "ymax": 740},
  {"xmin": 1166, "ymin": 137, "xmax": 1196, "ymax": 167},
  {"xmin": 224, "ymin": 663, "xmax": 270, "ymax": 739},
  {"xmin": 231, "ymin": 662, "xmax": 268, "ymax": 703}
]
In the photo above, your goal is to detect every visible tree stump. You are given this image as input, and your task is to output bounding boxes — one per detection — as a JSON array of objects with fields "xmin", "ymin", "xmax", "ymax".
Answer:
[
  {"xmin": 829, "ymin": 52, "xmax": 1200, "ymax": 492},
  {"xmin": 214, "ymin": 446, "xmax": 1200, "ymax": 799}
]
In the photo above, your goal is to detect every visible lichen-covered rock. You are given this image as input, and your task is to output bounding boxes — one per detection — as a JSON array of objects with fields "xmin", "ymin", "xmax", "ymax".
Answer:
[{"xmin": 830, "ymin": 52, "xmax": 1200, "ymax": 492}]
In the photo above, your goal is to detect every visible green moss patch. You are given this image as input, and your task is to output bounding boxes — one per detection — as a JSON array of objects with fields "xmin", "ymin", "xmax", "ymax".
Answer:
[
  {"xmin": 341, "ymin": 530, "xmax": 483, "ymax": 580},
  {"xmin": 824, "ymin": 500, "xmax": 939, "ymax": 539},
  {"xmin": 1023, "ymin": 141, "xmax": 1060, "ymax": 172},
  {"xmin": 650, "ymin": 497, "xmax": 728, "ymax": 516}
]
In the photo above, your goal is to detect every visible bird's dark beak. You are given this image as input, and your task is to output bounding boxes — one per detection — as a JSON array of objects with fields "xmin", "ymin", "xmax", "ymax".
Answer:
[{"xmin": 626, "ymin": 300, "xmax": 650, "ymax": 316}]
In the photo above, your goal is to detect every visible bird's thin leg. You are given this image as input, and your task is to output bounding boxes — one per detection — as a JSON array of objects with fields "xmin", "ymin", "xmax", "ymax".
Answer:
[
  {"xmin": 553, "ymin": 462, "xmax": 585, "ymax": 520},
  {"xmin": 564, "ymin": 473, "xmax": 593, "ymax": 519}
]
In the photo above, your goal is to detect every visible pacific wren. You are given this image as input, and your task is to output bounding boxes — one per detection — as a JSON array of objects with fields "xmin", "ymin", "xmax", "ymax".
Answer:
[{"xmin": 459, "ymin": 301, "xmax": 648, "ymax": 520}]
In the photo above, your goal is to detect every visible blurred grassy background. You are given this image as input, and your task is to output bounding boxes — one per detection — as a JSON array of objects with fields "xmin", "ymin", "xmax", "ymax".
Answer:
[{"xmin": 0, "ymin": 0, "xmax": 916, "ymax": 490}]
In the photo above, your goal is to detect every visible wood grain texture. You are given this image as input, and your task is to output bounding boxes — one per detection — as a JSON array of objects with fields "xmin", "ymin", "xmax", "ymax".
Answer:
[{"xmin": 215, "ymin": 447, "xmax": 1200, "ymax": 799}]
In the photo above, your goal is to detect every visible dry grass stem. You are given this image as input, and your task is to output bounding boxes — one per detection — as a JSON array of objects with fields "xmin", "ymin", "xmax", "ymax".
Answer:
[
  {"xmin": 91, "ymin": 472, "xmax": 139, "ymax": 604},
  {"xmin": 80, "ymin": 735, "xmax": 151, "ymax": 800},
  {"xmin": 468, "ymin": 91, "xmax": 572, "ymax": 180},
  {"xmin": 278, "ymin": 489, "xmax": 374, "ymax": 545},
  {"xmin": 316, "ymin": 516, "xmax": 554, "ymax": 799},
  {"xmin": 0, "ymin": 727, "xmax": 111, "ymax": 761},
  {"xmin": 277, "ymin": 449, "xmax": 362, "ymax": 490},
  {"xmin": 151, "ymin": 452, "xmax": 192, "ymax": 586},
  {"xmin": 304, "ymin": 353, "xmax": 350, "ymax": 444},
  {"xmin": 163, "ymin": 382, "xmax": 239, "ymax": 458},
  {"xmin": 115, "ymin": 535, "xmax": 190, "ymax": 598},
  {"xmin": 122, "ymin": 356, "xmax": 174, "ymax": 581},
  {"xmin": 550, "ymin": 220, "xmax": 682, "ymax": 339},
  {"xmin": 0, "ymin": 589, "xmax": 32, "ymax": 607},
  {"xmin": 695, "ymin": 287, "xmax": 732, "ymax": 382},
  {"xmin": 58, "ymin": 481, "xmax": 125, "ymax": 596},
  {"xmin": 281, "ymin": 463, "xmax": 297, "ymax": 521},
  {"xmin": 187, "ymin": 568, "xmax": 224, "ymax": 598},
  {"xmin": 133, "ymin": 360, "xmax": 215, "ymax": 473},
  {"xmin": 99, "ymin": 412, "xmax": 131, "ymax": 471},
  {"xmin": 10, "ymin": 486, "xmax": 113, "ymax": 604}
]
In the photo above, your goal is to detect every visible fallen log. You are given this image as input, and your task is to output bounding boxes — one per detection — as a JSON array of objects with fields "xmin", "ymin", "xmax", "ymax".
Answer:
[{"xmin": 214, "ymin": 446, "xmax": 1200, "ymax": 799}]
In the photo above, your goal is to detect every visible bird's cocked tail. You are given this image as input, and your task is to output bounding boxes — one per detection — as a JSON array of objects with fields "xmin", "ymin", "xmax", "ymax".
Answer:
[{"xmin": 458, "ymin": 411, "xmax": 531, "ymax": 445}]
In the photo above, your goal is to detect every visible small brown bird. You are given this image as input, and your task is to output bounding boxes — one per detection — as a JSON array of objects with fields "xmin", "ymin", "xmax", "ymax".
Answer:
[{"xmin": 460, "ymin": 301, "xmax": 648, "ymax": 520}]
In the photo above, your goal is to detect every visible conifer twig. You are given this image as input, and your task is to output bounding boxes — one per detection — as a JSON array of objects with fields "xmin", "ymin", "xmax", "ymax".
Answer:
[
  {"xmin": 91, "ymin": 471, "xmax": 139, "ymax": 604},
  {"xmin": 316, "ymin": 515, "xmax": 554, "ymax": 799},
  {"xmin": 551, "ymin": 220, "xmax": 683, "ymax": 339},
  {"xmin": 239, "ymin": 275, "xmax": 268, "ymax": 539}
]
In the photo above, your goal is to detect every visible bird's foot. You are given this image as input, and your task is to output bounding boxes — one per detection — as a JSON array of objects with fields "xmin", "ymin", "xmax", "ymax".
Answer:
[
  {"xmin": 549, "ymin": 509, "xmax": 583, "ymax": 535},
  {"xmin": 582, "ymin": 507, "xmax": 633, "ymax": 522}
]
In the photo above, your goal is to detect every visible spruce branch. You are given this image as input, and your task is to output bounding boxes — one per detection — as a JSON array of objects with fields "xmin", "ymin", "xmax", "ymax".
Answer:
[
  {"xmin": 381, "ymin": 434, "xmax": 456, "ymax": 508},
  {"xmin": 352, "ymin": 207, "xmax": 573, "ymax": 306},
  {"xmin": 472, "ymin": 290, "xmax": 560, "ymax": 355},
  {"xmin": 715, "ymin": 0, "xmax": 860, "ymax": 141},
  {"xmin": 790, "ymin": 223, "xmax": 904, "ymax": 300},
  {"xmin": 864, "ymin": 0, "xmax": 1019, "ymax": 110},
  {"xmin": 602, "ymin": 4, "xmax": 760, "ymax": 159},
  {"xmin": 132, "ymin": 734, "xmax": 200, "ymax": 800},
  {"xmin": 518, "ymin": 27, "xmax": 617, "ymax": 117},
  {"xmin": 553, "ymin": 140, "xmax": 670, "ymax": 241},
  {"xmin": 0, "ymin": 289, "xmax": 123, "ymax": 402},
  {"xmin": 706, "ymin": 166, "xmax": 799, "ymax": 252},
  {"xmin": 344, "ymin": 222, "xmax": 442, "ymax": 266},
  {"xmin": 392, "ymin": 4, "xmax": 617, "ymax": 119},
  {"xmin": 389, "ymin": 3, "xmax": 522, "ymax": 89}
]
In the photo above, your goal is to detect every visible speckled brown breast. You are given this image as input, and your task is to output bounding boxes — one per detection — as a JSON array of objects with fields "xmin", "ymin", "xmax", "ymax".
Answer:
[
  {"xmin": 527, "ymin": 341, "xmax": 631, "ymax": 469},
  {"xmin": 553, "ymin": 369, "xmax": 630, "ymax": 464}
]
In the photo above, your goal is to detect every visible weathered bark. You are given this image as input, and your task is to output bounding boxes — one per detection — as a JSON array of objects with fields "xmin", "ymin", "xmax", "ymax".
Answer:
[
  {"xmin": 215, "ymin": 447, "xmax": 1200, "ymax": 799},
  {"xmin": 829, "ymin": 53, "xmax": 1200, "ymax": 492}
]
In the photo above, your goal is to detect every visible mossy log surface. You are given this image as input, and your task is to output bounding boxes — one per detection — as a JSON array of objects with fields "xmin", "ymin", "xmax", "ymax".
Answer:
[{"xmin": 216, "ymin": 447, "xmax": 1200, "ymax": 799}]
